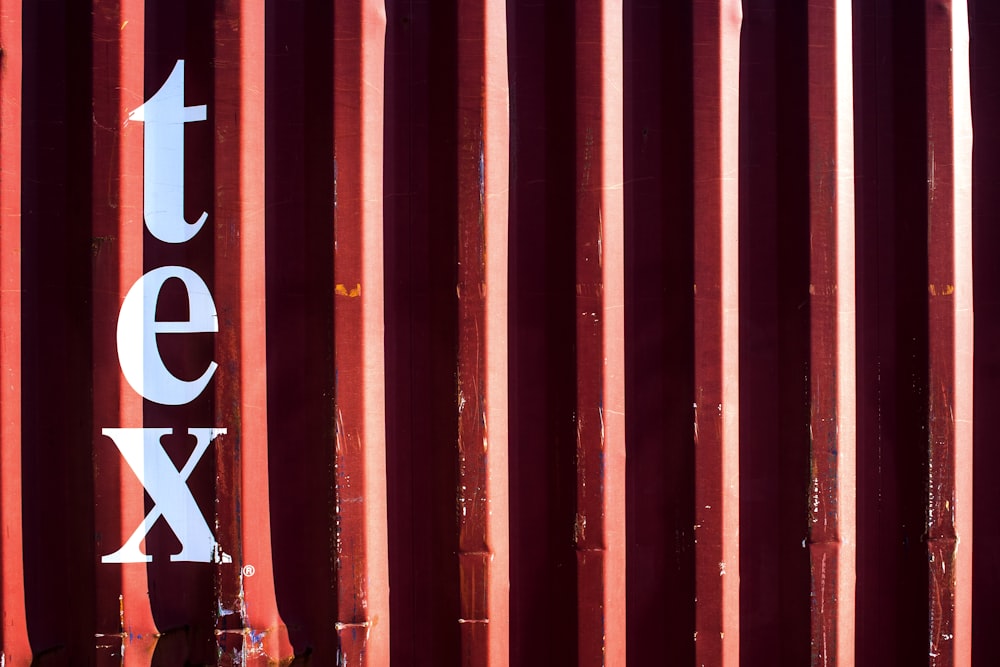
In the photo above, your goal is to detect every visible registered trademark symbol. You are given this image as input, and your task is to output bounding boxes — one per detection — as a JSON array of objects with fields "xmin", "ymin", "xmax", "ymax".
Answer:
[{"xmin": 242, "ymin": 564, "xmax": 256, "ymax": 577}]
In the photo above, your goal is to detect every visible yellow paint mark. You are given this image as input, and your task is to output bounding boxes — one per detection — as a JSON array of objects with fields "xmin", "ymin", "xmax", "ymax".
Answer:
[
  {"xmin": 942, "ymin": 284, "xmax": 955, "ymax": 295},
  {"xmin": 335, "ymin": 283, "xmax": 361, "ymax": 298},
  {"xmin": 121, "ymin": 20, "xmax": 128, "ymax": 30},
  {"xmin": 929, "ymin": 284, "xmax": 955, "ymax": 296}
]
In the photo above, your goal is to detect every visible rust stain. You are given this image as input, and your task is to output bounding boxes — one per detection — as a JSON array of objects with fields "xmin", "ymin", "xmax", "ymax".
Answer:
[{"xmin": 335, "ymin": 283, "xmax": 362, "ymax": 298}]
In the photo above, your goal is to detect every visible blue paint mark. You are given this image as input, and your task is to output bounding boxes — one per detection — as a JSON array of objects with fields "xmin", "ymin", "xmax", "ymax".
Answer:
[{"xmin": 249, "ymin": 627, "xmax": 266, "ymax": 647}]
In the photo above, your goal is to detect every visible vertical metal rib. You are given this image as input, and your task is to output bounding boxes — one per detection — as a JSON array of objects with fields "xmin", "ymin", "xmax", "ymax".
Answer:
[
  {"xmin": 331, "ymin": 1, "xmax": 391, "ymax": 663},
  {"xmin": 0, "ymin": 0, "xmax": 29, "ymax": 661},
  {"xmin": 574, "ymin": 0, "xmax": 626, "ymax": 664},
  {"xmin": 692, "ymin": 1, "xmax": 741, "ymax": 665},
  {"xmin": 454, "ymin": 0, "xmax": 511, "ymax": 664},
  {"xmin": 213, "ymin": 1, "xmax": 292, "ymax": 662},
  {"xmin": 806, "ymin": 0, "xmax": 857, "ymax": 664},
  {"xmin": 925, "ymin": 1, "xmax": 973, "ymax": 665}
]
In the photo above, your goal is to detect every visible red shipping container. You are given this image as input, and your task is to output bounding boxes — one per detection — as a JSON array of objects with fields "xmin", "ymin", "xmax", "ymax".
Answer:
[{"xmin": 0, "ymin": 0, "xmax": 995, "ymax": 665}]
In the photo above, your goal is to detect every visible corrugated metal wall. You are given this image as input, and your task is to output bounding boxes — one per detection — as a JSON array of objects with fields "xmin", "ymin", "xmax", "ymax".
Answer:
[{"xmin": 0, "ymin": 0, "xmax": 997, "ymax": 665}]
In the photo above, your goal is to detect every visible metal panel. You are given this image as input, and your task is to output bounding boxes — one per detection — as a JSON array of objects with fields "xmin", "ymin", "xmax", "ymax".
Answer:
[
  {"xmin": 213, "ymin": 1, "xmax": 292, "ymax": 662},
  {"xmin": 854, "ymin": 1, "xmax": 931, "ymax": 663},
  {"xmin": 505, "ymin": 1, "xmax": 579, "ymax": 662},
  {"xmin": 454, "ymin": 0, "xmax": 510, "ymax": 664},
  {"xmin": 573, "ymin": 1, "xmax": 627, "ymax": 665},
  {"xmin": 692, "ymin": 2, "xmax": 742, "ymax": 665},
  {"xmin": 331, "ymin": 1, "xmax": 391, "ymax": 664},
  {"xmin": 925, "ymin": 1, "xmax": 974, "ymax": 664},
  {"xmin": 806, "ymin": 1, "xmax": 856, "ymax": 664},
  {"xmin": 0, "ymin": 0, "xmax": 995, "ymax": 665},
  {"xmin": 0, "ymin": 0, "xmax": 28, "ymax": 661}
]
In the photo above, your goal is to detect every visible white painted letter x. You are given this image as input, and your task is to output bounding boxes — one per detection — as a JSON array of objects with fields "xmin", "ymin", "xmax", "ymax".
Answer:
[{"xmin": 101, "ymin": 427, "xmax": 231, "ymax": 563}]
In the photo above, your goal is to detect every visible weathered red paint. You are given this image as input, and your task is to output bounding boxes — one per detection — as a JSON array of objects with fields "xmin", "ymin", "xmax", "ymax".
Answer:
[
  {"xmin": 0, "ymin": 0, "xmax": 29, "ymax": 662},
  {"xmin": 925, "ymin": 1, "xmax": 973, "ymax": 665},
  {"xmin": 455, "ymin": 0, "xmax": 510, "ymax": 664},
  {"xmin": 213, "ymin": 1, "xmax": 292, "ymax": 662},
  {"xmin": 806, "ymin": 0, "xmax": 856, "ymax": 664},
  {"xmin": 0, "ymin": 1, "xmax": 995, "ymax": 665},
  {"xmin": 692, "ymin": 1, "xmax": 741, "ymax": 665},
  {"xmin": 332, "ymin": 0, "xmax": 391, "ymax": 664},
  {"xmin": 574, "ymin": 1, "xmax": 627, "ymax": 665}
]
